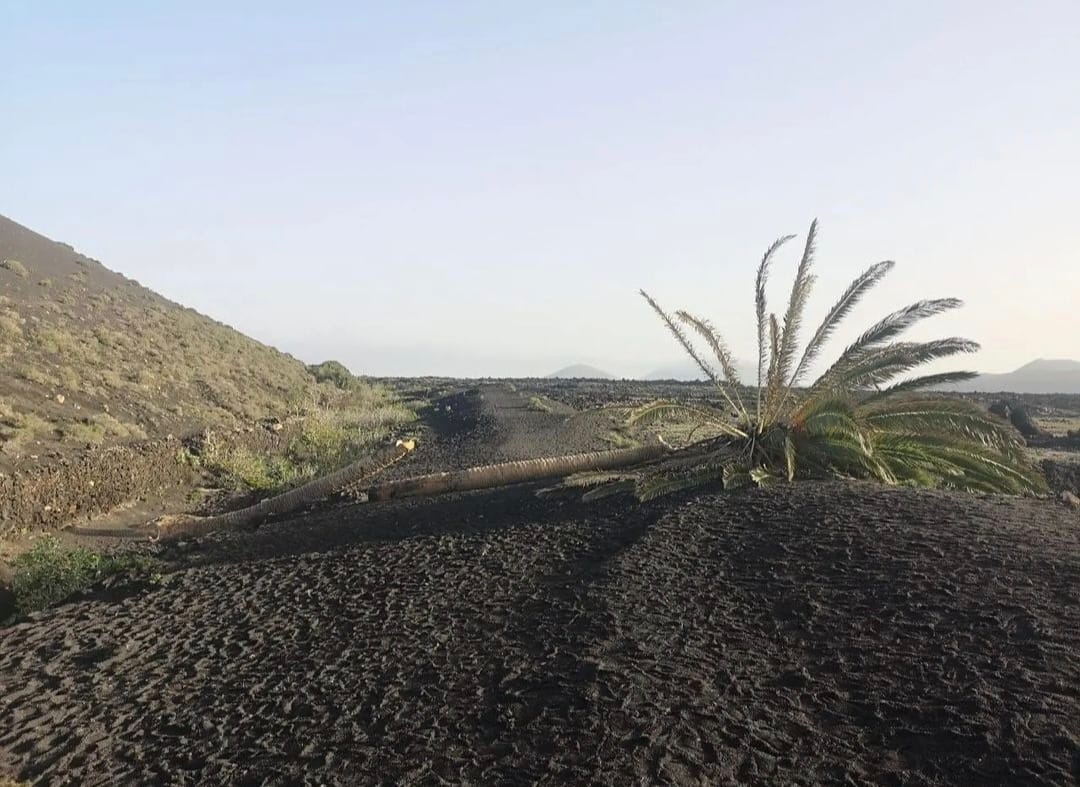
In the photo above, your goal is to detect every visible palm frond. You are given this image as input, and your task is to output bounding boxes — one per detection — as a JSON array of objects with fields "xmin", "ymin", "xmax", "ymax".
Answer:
[
  {"xmin": 755, "ymin": 234, "xmax": 796, "ymax": 421},
  {"xmin": 810, "ymin": 338, "xmax": 980, "ymax": 399},
  {"xmin": 859, "ymin": 371, "xmax": 979, "ymax": 405},
  {"xmin": 582, "ymin": 479, "xmax": 638, "ymax": 501},
  {"xmin": 813, "ymin": 298, "xmax": 964, "ymax": 389},
  {"xmin": 626, "ymin": 400, "xmax": 747, "ymax": 438},
  {"xmin": 767, "ymin": 219, "xmax": 818, "ymax": 419},
  {"xmin": 788, "ymin": 259, "xmax": 894, "ymax": 387},
  {"xmin": 640, "ymin": 290, "xmax": 720, "ymax": 385},
  {"xmin": 764, "ymin": 312, "xmax": 782, "ymax": 424},
  {"xmin": 861, "ymin": 399, "xmax": 1022, "ymax": 451},
  {"xmin": 674, "ymin": 310, "xmax": 747, "ymax": 419}
]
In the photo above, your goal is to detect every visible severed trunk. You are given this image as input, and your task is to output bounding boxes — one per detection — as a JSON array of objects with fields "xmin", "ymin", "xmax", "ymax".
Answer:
[
  {"xmin": 149, "ymin": 440, "xmax": 416, "ymax": 540},
  {"xmin": 360, "ymin": 443, "xmax": 669, "ymax": 503}
]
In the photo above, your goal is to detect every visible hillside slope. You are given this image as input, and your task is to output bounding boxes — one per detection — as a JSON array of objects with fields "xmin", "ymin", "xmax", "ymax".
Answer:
[{"xmin": 0, "ymin": 215, "xmax": 317, "ymax": 469}]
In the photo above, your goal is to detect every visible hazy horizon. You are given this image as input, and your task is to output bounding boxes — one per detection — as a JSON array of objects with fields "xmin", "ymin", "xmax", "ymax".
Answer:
[{"xmin": 4, "ymin": 2, "xmax": 1078, "ymax": 378}]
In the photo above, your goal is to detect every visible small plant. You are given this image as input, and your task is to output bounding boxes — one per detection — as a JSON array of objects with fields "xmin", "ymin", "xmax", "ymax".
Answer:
[
  {"xmin": 1, "ymin": 259, "xmax": 28, "ymax": 278},
  {"xmin": 10, "ymin": 536, "xmax": 160, "ymax": 615},
  {"xmin": 580, "ymin": 220, "xmax": 1045, "ymax": 500},
  {"xmin": 528, "ymin": 396, "xmax": 553, "ymax": 413}
]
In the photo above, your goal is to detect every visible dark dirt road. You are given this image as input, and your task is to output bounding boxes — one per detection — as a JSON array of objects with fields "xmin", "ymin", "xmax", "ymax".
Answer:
[{"xmin": 1, "ymin": 386, "xmax": 1078, "ymax": 786}]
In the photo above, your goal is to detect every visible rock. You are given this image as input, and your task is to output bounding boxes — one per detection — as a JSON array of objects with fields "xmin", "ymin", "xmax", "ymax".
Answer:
[
  {"xmin": 1062, "ymin": 491, "xmax": 1080, "ymax": 510},
  {"xmin": 56, "ymin": 394, "xmax": 65, "ymax": 404}
]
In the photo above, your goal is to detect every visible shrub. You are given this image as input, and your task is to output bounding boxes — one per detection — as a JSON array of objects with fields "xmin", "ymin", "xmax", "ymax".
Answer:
[
  {"xmin": 10, "ymin": 536, "xmax": 159, "ymax": 615},
  {"xmin": 0, "ymin": 409, "xmax": 54, "ymax": 454},
  {"xmin": 1, "ymin": 259, "xmax": 28, "ymax": 278},
  {"xmin": 0, "ymin": 309, "xmax": 21, "ymax": 340},
  {"xmin": 528, "ymin": 396, "xmax": 553, "ymax": 413},
  {"xmin": 582, "ymin": 221, "xmax": 1045, "ymax": 500},
  {"xmin": 308, "ymin": 360, "xmax": 357, "ymax": 390}
]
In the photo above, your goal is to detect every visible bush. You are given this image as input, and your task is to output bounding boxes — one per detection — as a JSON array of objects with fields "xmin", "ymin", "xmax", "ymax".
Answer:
[
  {"xmin": 1, "ymin": 259, "xmax": 28, "ymax": 278},
  {"xmin": 528, "ymin": 396, "xmax": 552, "ymax": 413},
  {"xmin": 308, "ymin": 360, "xmax": 357, "ymax": 390},
  {"xmin": 200, "ymin": 388, "xmax": 417, "ymax": 494},
  {"xmin": 10, "ymin": 536, "xmax": 159, "ymax": 615}
]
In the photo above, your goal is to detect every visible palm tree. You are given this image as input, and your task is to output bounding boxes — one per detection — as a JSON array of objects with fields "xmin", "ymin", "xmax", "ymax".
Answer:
[{"xmin": 582, "ymin": 220, "xmax": 1044, "ymax": 499}]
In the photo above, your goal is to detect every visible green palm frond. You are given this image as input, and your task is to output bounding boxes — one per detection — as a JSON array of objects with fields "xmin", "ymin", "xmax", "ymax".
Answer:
[
  {"xmin": 788, "ymin": 259, "xmax": 894, "ymax": 388},
  {"xmin": 809, "ymin": 338, "xmax": 980, "ymax": 398},
  {"xmin": 626, "ymin": 400, "xmax": 747, "ymax": 438},
  {"xmin": 860, "ymin": 399, "xmax": 1022, "ymax": 450},
  {"xmin": 813, "ymin": 298, "xmax": 964, "ymax": 389},
  {"xmin": 859, "ymin": 371, "xmax": 979, "ymax": 404}
]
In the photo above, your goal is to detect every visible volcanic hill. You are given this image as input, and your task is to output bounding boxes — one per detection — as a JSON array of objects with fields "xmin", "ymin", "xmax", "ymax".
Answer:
[{"xmin": 0, "ymin": 214, "xmax": 318, "ymax": 471}]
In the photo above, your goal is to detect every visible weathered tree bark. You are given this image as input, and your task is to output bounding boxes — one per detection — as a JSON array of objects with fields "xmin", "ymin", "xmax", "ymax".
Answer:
[
  {"xmin": 78, "ymin": 440, "xmax": 416, "ymax": 541},
  {"xmin": 361, "ymin": 443, "xmax": 669, "ymax": 503},
  {"xmin": 76, "ymin": 442, "xmax": 668, "ymax": 541}
]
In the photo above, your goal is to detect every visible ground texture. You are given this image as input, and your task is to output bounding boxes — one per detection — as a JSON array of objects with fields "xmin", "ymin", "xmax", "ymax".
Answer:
[{"xmin": 1, "ymin": 386, "xmax": 1079, "ymax": 786}]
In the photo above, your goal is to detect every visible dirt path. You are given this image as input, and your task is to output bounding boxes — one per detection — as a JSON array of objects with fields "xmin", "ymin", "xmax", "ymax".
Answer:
[{"xmin": 1, "ymin": 384, "xmax": 1078, "ymax": 786}]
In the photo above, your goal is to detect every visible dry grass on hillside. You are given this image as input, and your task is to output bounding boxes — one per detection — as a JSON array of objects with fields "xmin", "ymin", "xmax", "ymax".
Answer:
[{"xmin": 0, "ymin": 215, "xmax": 326, "ymax": 468}]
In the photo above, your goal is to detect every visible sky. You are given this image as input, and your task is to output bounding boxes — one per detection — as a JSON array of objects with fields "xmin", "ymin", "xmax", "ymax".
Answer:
[{"xmin": 2, "ymin": 1, "xmax": 1078, "ymax": 378}]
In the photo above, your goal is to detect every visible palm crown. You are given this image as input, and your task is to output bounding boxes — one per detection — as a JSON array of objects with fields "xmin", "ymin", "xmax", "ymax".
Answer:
[{"xmin": 586, "ymin": 221, "xmax": 1045, "ymax": 500}]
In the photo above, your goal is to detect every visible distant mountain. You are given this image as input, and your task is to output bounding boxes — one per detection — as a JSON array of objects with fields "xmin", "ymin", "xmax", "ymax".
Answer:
[
  {"xmin": 944, "ymin": 359, "xmax": 1080, "ymax": 394},
  {"xmin": 643, "ymin": 360, "xmax": 757, "ymax": 383},
  {"xmin": 546, "ymin": 364, "xmax": 615, "ymax": 379}
]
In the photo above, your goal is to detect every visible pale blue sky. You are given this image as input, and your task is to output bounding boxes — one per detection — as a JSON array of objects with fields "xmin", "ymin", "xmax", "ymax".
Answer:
[{"xmin": 3, "ymin": 1, "xmax": 1078, "ymax": 377}]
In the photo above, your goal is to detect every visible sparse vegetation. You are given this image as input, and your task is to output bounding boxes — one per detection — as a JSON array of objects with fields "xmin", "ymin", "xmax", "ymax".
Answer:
[
  {"xmin": 527, "ymin": 396, "xmax": 552, "ymax": 413},
  {"xmin": 9, "ymin": 536, "xmax": 160, "ymax": 615},
  {"xmin": 580, "ymin": 221, "xmax": 1046, "ymax": 499},
  {"xmin": 1, "ymin": 258, "xmax": 28, "ymax": 277},
  {"xmin": 0, "ymin": 403, "xmax": 55, "ymax": 455},
  {"xmin": 194, "ymin": 383, "xmax": 417, "ymax": 494},
  {"xmin": 0, "ymin": 308, "xmax": 21, "ymax": 340}
]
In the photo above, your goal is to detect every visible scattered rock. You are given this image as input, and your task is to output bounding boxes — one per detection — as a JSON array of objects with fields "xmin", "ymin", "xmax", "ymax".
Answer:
[{"xmin": 56, "ymin": 394, "xmax": 65, "ymax": 405}]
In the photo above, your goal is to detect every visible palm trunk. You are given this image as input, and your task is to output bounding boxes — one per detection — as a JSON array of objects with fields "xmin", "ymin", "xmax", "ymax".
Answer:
[
  {"xmin": 361, "ymin": 443, "xmax": 668, "ymax": 503},
  {"xmin": 150, "ymin": 440, "xmax": 415, "ymax": 540}
]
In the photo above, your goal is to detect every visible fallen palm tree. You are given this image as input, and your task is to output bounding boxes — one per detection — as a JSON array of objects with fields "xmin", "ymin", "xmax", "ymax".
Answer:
[
  {"xmin": 76, "ymin": 439, "xmax": 417, "ymax": 540},
  {"xmin": 355, "ymin": 443, "xmax": 669, "ymax": 503}
]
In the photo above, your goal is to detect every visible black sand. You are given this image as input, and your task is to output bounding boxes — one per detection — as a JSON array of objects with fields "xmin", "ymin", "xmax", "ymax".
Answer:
[{"xmin": 1, "ymin": 386, "xmax": 1078, "ymax": 785}]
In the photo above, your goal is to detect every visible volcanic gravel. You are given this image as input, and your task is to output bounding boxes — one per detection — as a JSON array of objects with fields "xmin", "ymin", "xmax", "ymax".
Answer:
[{"xmin": 1, "ymin": 385, "xmax": 1078, "ymax": 786}]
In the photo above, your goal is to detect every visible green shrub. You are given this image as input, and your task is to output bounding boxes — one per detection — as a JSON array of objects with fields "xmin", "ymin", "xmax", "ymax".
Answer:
[
  {"xmin": 1, "ymin": 259, "xmax": 28, "ymax": 278},
  {"xmin": 308, "ymin": 360, "xmax": 357, "ymax": 390},
  {"xmin": 201, "ymin": 393, "xmax": 417, "ymax": 494},
  {"xmin": 528, "ymin": 396, "xmax": 552, "ymax": 413},
  {"xmin": 10, "ymin": 536, "xmax": 159, "ymax": 615}
]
